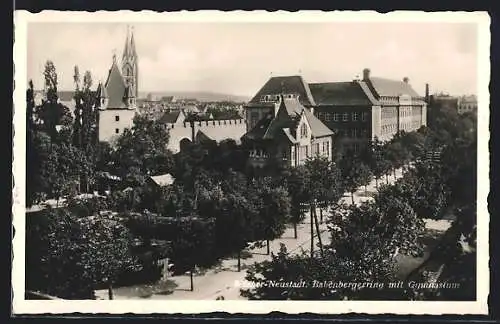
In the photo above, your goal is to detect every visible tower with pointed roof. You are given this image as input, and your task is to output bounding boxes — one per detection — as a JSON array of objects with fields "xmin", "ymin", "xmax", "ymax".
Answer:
[
  {"xmin": 122, "ymin": 25, "xmax": 139, "ymax": 99},
  {"xmin": 96, "ymin": 28, "xmax": 139, "ymax": 143}
]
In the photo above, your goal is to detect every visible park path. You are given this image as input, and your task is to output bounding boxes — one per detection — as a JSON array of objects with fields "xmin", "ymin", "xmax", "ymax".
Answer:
[{"xmin": 96, "ymin": 169, "xmax": 409, "ymax": 300}]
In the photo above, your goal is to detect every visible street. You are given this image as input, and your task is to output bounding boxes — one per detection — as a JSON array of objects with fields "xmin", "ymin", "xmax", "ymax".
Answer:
[{"xmin": 95, "ymin": 170, "xmax": 405, "ymax": 300}]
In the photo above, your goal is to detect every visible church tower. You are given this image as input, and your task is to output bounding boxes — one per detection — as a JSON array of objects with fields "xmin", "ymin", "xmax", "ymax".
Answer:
[{"xmin": 122, "ymin": 26, "xmax": 139, "ymax": 98}]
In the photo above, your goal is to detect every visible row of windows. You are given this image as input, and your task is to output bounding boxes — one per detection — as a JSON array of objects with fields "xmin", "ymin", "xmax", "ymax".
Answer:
[
  {"xmin": 343, "ymin": 142, "xmax": 362, "ymax": 153},
  {"xmin": 338, "ymin": 128, "xmax": 369, "ymax": 138},
  {"xmin": 318, "ymin": 111, "xmax": 369, "ymax": 122},
  {"xmin": 260, "ymin": 93, "xmax": 298, "ymax": 102},
  {"xmin": 115, "ymin": 127, "xmax": 129, "ymax": 134},
  {"xmin": 311, "ymin": 141, "xmax": 331, "ymax": 156},
  {"xmin": 382, "ymin": 107, "xmax": 423, "ymax": 119},
  {"xmin": 381, "ymin": 124, "xmax": 397, "ymax": 135}
]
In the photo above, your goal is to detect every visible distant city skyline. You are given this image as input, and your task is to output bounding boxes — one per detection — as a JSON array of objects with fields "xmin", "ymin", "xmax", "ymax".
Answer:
[{"xmin": 27, "ymin": 21, "xmax": 479, "ymax": 97}]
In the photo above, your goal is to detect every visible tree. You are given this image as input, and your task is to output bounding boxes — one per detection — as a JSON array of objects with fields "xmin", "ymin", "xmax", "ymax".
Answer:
[
  {"xmin": 285, "ymin": 166, "xmax": 308, "ymax": 239},
  {"xmin": 407, "ymin": 163, "xmax": 451, "ymax": 219},
  {"xmin": 113, "ymin": 115, "xmax": 174, "ymax": 187},
  {"xmin": 77, "ymin": 214, "xmax": 141, "ymax": 299},
  {"xmin": 242, "ymin": 199, "xmax": 423, "ymax": 300},
  {"xmin": 303, "ymin": 156, "xmax": 342, "ymax": 255},
  {"xmin": 38, "ymin": 141, "xmax": 92, "ymax": 203},
  {"xmin": 251, "ymin": 178, "xmax": 291, "ymax": 254},
  {"xmin": 358, "ymin": 162, "xmax": 373, "ymax": 194},
  {"xmin": 385, "ymin": 139, "xmax": 409, "ymax": 179},
  {"xmin": 26, "ymin": 80, "xmax": 40, "ymax": 206},
  {"xmin": 36, "ymin": 61, "xmax": 73, "ymax": 142},
  {"xmin": 368, "ymin": 137, "xmax": 390, "ymax": 188},
  {"xmin": 338, "ymin": 151, "xmax": 366, "ymax": 204},
  {"xmin": 26, "ymin": 208, "xmax": 95, "ymax": 299}
]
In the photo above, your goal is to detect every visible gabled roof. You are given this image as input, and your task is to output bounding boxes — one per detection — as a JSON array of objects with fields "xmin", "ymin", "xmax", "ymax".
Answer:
[
  {"xmin": 249, "ymin": 75, "xmax": 316, "ymax": 106},
  {"xmin": 262, "ymin": 100, "xmax": 299, "ymax": 140},
  {"xmin": 367, "ymin": 77, "xmax": 421, "ymax": 98},
  {"xmin": 242, "ymin": 113, "xmax": 274, "ymax": 141},
  {"xmin": 243, "ymin": 96, "xmax": 332, "ymax": 143},
  {"xmin": 104, "ymin": 61, "xmax": 128, "ymax": 109},
  {"xmin": 303, "ymin": 109, "xmax": 334, "ymax": 138},
  {"xmin": 309, "ymin": 81, "xmax": 376, "ymax": 106},
  {"xmin": 158, "ymin": 111, "xmax": 181, "ymax": 124},
  {"xmin": 357, "ymin": 81, "xmax": 380, "ymax": 105}
]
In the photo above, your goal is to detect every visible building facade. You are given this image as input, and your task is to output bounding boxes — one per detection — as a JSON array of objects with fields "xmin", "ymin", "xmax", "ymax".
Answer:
[
  {"xmin": 457, "ymin": 95, "xmax": 478, "ymax": 114},
  {"xmin": 97, "ymin": 28, "xmax": 139, "ymax": 143},
  {"xmin": 245, "ymin": 71, "xmax": 427, "ymax": 157},
  {"xmin": 242, "ymin": 93, "xmax": 333, "ymax": 168}
]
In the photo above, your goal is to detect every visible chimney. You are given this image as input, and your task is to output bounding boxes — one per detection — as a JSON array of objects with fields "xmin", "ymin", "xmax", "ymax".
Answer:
[
  {"xmin": 403, "ymin": 77, "xmax": 409, "ymax": 84},
  {"xmin": 362, "ymin": 68, "xmax": 371, "ymax": 81},
  {"xmin": 425, "ymin": 83, "xmax": 430, "ymax": 103}
]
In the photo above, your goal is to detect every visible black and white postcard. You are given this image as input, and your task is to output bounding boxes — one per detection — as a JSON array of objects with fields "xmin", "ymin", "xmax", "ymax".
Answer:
[{"xmin": 12, "ymin": 10, "xmax": 490, "ymax": 315}]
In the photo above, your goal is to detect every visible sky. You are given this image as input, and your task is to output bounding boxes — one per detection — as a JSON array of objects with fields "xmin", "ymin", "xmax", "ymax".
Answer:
[{"xmin": 27, "ymin": 21, "xmax": 479, "ymax": 97}]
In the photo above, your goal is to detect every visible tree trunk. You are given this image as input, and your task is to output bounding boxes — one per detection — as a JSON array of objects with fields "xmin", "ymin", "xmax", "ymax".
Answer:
[
  {"xmin": 190, "ymin": 269, "xmax": 194, "ymax": 291},
  {"xmin": 351, "ymin": 191, "xmax": 355, "ymax": 204},
  {"xmin": 375, "ymin": 177, "xmax": 378, "ymax": 189},
  {"xmin": 310, "ymin": 206, "xmax": 314, "ymax": 258},
  {"xmin": 293, "ymin": 222, "xmax": 298, "ymax": 239},
  {"xmin": 385, "ymin": 173, "xmax": 389, "ymax": 184},
  {"xmin": 394, "ymin": 168, "xmax": 397, "ymax": 179},
  {"xmin": 313, "ymin": 207, "xmax": 324, "ymax": 258},
  {"xmin": 108, "ymin": 281, "xmax": 114, "ymax": 300},
  {"xmin": 364, "ymin": 184, "xmax": 368, "ymax": 194},
  {"xmin": 320, "ymin": 209, "xmax": 323, "ymax": 223},
  {"xmin": 266, "ymin": 239, "xmax": 270, "ymax": 255},
  {"xmin": 237, "ymin": 251, "xmax": 241, "ymax": 272}
]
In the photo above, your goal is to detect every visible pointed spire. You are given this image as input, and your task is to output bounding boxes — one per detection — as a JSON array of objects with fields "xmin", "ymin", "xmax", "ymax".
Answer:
[
  {"xmin": 130, "ymin": 25, "xmax": 137, "ymax": 56},
  {"xmin": 122, "ymin": 25, "xmax": 131, "ymax": 59}
]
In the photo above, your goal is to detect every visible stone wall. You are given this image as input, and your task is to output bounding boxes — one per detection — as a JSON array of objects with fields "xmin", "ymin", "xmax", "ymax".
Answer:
[{"xmin": 166, "ymin": 119, "xmax": 247, "ymax": 153}]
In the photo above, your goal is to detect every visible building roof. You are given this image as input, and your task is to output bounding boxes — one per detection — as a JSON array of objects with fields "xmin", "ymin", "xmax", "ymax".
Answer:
[
  {"xmin": 309, "ymin": 81, "xmax": 376, "ymax": 106},
  {"xmin": 158, "ymin": 111, "xmax": 181, "ymax": 124},
  {"xmin": 242, "ymin": 113, "xmax": 274, "ymax": 141},
  {"xmin": 104, "ymin": 60, "xmax": 128, "ymax": 109},
  {"xmin": 243, "ymin": 95, "xmax": 332, "ymax": 143},
  {"xmin": 367, "ymin": 77, "xmax": 421, "ymax": 98},
  {"xmin": 357, "ymin": 81, "xmax": 380, "ymax": 105},
  {"xmin": 249, "ymin": 75, "xmax": 316, "ymax": 106},
  {"xmin": 149, "ymin": 173, "xmax": 175, "ymax": 187},
  {"xmin": 262, "ymin": 100, "xmax": 299, "ymax": 141},
  {"xmin": 303, "ymin": 108, "xmax": 334, "ymax": 138}
]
